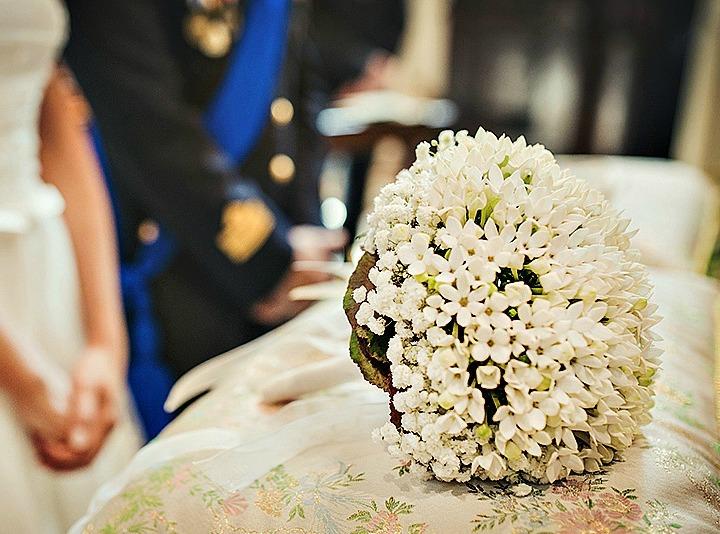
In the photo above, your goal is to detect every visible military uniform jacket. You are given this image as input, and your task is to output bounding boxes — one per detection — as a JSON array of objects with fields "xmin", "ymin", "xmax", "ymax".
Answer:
[{"xmin": 64, "ymin": 0, "xmax": 296, "ymax": 376}]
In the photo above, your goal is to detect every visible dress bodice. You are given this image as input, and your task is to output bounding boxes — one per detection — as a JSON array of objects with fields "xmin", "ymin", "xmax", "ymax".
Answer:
[{"xmin": 0, "ymin": 0, "xmax": 66, "ymax": 220}]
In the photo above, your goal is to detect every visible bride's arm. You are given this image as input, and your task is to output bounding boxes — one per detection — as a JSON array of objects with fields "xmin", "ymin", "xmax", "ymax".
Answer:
[
  {"xmin": 37, "ymin": 67, "xmax": 126, "ymax": 460},
  {"xmin": 39, "ymin": 67, "xmax": 127, "ymax": 377},
  {"xmin": 0, "ymin": 314, "xmax": 70, "ymax": 440}
]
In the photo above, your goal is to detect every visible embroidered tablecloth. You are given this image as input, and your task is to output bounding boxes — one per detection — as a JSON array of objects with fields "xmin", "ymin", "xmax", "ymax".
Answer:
[{"xmin": 77, "ymin": 268, "xmax": 720, "ymax": 533}]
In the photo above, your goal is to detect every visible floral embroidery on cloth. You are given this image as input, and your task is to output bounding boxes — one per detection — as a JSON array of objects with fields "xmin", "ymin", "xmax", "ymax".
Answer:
[{"xmin": 79, "ymin": 270, "xmax": 720, "ymax": 534}]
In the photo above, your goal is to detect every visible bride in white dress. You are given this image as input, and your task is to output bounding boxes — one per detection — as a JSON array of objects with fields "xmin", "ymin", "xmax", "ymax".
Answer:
[{"xmin": 0, "ymin": 0, "xmax": 141, "ymax": 531}]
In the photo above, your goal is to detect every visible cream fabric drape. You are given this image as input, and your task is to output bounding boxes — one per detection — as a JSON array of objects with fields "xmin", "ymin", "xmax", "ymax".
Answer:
[
  {"xmin": 673, "ymin": 0, "xmax": 720, "ymax": 180},
  {"xmin": 385, "ymin": 0, "xmax": 452, "ymax": 98}
]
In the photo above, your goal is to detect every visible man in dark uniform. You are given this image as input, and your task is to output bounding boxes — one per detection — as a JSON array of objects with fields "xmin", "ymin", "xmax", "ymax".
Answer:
[{"xmin": 63, "ymin": 0, "xmax": 347, "ymax": 383}]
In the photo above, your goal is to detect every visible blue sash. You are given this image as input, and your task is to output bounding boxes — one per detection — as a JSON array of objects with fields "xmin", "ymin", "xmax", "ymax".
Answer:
[
  {"xmin": 205, "ymin": 0, "xmax": 291, "ymax": 164},
  {"xmin": 96, "ymin": 0, "xmax": 291, "ymax": 439}
]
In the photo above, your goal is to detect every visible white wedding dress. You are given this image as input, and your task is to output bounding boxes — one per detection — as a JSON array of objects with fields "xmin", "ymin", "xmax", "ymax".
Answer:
[{"xmin": 0, "ymin": 0, "xmax": 141, "ymax": 532}]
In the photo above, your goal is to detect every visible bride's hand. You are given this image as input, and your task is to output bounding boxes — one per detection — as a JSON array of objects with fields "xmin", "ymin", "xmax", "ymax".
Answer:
[
  {"xmin": 6, "ymin": 368, "xmax": 104, "ymax": 471},
  {"xmin": 69, "ymin": 345, "xmax": 122, "ymax": 454},
  {"xmin": 34, "ymin": 346, "xmax": 122, "ymax": 470},
  {"xmin": 8, "ymin": 372, "xmax": 70, "ymax": 442}
]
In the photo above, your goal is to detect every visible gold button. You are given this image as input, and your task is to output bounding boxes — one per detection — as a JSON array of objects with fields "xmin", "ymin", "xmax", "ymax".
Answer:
[
  {"xmin": 270, "ymin": 97, "xmax": 294, "ymax": 126},
  {"xmin": 137, "ymin": 219, "xmax": 160, "ymax": 245},
  {"xmin": 268, "ymin": 154, "xmax": 295, "ymax": 184}
]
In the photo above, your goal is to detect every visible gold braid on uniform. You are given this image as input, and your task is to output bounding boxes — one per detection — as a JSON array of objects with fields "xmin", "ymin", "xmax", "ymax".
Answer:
[{"xmin": 216, "ymin": 200, "xmax": 275, "ymax": 263}]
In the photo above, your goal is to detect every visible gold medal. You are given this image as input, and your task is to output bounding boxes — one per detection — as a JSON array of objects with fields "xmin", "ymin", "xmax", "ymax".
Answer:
[{"xmin": 184, "ymin": 1, "xmax": 242, "ymax": 58}]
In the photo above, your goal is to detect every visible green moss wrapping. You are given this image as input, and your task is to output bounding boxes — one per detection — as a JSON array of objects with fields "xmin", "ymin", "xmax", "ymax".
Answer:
[{"xmin": 344, "ymin": 252, "xmax": 392, "ymax": 392}]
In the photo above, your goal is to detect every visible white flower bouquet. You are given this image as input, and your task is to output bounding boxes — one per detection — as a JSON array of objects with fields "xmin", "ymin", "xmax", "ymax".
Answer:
[{"xmin": 344, "ymin": 129, "xmax": 660, "ymax": 483}]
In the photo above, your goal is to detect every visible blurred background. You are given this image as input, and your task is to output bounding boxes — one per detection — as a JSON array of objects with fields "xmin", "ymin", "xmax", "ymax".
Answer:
[
  {"xmin": 293, "ymin": 0, "xmax": 719, "ymax": 241},
  {"xmin": 66, "ymin": 0, "xmax": 720, "ymax": 437}
]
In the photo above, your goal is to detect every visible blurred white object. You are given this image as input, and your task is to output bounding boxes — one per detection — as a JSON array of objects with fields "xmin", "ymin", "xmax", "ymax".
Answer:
[
  {"xmin": 320, "ymin": 196, "xmax": 348, "ymax": 229},
  {"xmin": 316, "ymin": 90, "xmax": 458, "ymax": 137},
  {"xmin": 258, "ymin": 347, "xmax": 361, "ymax": 404},
  {"xmin": 165, "ymin": 299, "xmax": 351, "ymax": 411},
  {"xmin": 0, "ymin": 183, "xmax": 65, "ymax": 233}
]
